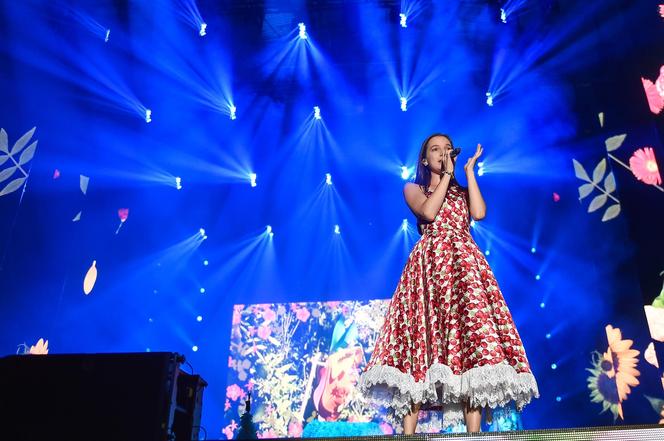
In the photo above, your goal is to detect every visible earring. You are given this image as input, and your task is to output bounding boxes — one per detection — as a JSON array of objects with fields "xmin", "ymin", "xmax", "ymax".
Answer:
[{"xmin": 423, "ymin": 160, "xmax": 428, "ymax": 166}]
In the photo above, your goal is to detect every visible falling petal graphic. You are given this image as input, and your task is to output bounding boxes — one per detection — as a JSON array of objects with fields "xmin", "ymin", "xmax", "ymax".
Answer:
[
  {"xmin": 645, "ymin": 342, "xmax": 659, "ymax": 368},
  {"xmin": 80, "ymin": 175, "xmax": 90, "ymax": 195},
  {"xmin": 72, "ymin": 211, "xmax": 82, "ymax": 222},
  {"xmin": 552, "ymin": 192, "xmax": 560, "ymax": 202},
  {"xmin": 83, "ymin": 260, "xmax": 98, "ymax": 295},
  {"xmin": 53, "ymin": 169, "xmax": 60, "ymax": 180}
]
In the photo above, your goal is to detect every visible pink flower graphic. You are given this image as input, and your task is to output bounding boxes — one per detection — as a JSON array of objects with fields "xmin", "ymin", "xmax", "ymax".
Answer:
[
  {"xmin": 296, "ymin": 307, "xmax": 311, "ymax": 322},
  {"xmin": 642, "ymin": 68, "xmax": 664, "ymax": 115},
  {"xmin": 226, "ymin": 384, "xmax": 245, "ymax": 401},
  {"xmin": 232, "ymin": 309, "xmax": 242, "ymax": 326},
  {"xmin": 258, "ymin": 429, "xmax": 278, "ymax": 439},
  {"xmin": 224, "ymin": 399, "xmax": 231, "ymax": 411},
  {"xmin": 262, "ymin": 308, "xmax": 276, "ymax": 322},
  {"xmin": 629, "ymin": 147, "xmax": 661, "ymax": 185},
  {"xmin": 288, "ymin": 420, "xmax": 303, "ymax": 437},
  {"xmin": 379, "ymin": 422, "xmax": 394, "ymax": 434},
  {"xmin": 257, "ymin": 325, "xmax": 271, "ymax": 340},
  {"xmin": 222, "ymin": 420, "xmax": 238, "ymax": 440},
  {"xmin": 222, "ymin": 427, "xmax": 233, "ymax": 440}
]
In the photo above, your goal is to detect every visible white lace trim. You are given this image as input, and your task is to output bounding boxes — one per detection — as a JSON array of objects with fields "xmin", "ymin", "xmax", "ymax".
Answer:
[{"xmin": 358, "ymin": 362, "xmax": 539, "ymax": 428}]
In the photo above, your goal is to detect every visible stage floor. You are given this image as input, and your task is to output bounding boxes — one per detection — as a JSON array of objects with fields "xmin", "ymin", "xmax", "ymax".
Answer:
[{"xmin": 249, "ymin": 424, "xmax": 664, "ymax": 441}]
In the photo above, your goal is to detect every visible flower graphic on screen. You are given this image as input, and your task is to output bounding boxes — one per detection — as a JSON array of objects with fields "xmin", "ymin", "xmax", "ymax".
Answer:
[
  {"xmin": 642, "ymin": 66, "xmax": 664, "ymax": 114},
  {"xmin": 587, "ymin": 325, "xmax": 640, "ymax": 420},
  {"xmin": 28, "ymin": 338, "xmax": 49, "ymax": 355},
  {"xmin": 629, "ymin": 147, "xmax": 662, "ymax": 186}
]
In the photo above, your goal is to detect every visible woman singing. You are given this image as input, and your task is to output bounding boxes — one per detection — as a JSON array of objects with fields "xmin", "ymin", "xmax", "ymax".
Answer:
[{"xmin": 359, "ymin": 133, "xmax": 539, "ymax": 433}]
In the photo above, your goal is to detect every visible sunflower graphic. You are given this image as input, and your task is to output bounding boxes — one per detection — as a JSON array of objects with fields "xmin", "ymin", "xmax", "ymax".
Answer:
[{"xmin": 587, "ymin": 325, "xmax": 640, "ymax": 420}]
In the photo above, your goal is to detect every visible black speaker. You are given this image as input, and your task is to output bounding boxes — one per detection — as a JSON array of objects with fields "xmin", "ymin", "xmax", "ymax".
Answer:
[
  {"xmin": 173, "ymin": 373, "xmax": 207, "ymax": 441},
  {"xmin": 0, "ymin": 352, "xmax": 184, "ymax": 441}
]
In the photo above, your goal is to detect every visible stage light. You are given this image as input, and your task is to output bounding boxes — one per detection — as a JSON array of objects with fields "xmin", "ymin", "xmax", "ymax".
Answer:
[
  {"xmin": 536, "ymin": 274, "xmax": 541, "ymax": 280},
  {"xmin": 486, "ymin": 92, "xmax": 494, "ymax": 107},
  {"xmin": 200, "ymin": 288, "xmax": 206, "ymax": 294},
  {"xmin": 250, "ymin": 173, "xmax": 257, "ymax": 187},
  {"xmin": 104, "ymin": 29, "xmax": 110, "ymax": 42},
  {"xmin": 551, "ymin": 363, "xmax": 557, "ymax": 370},
  {"xmin": 197, "ymin": 315, "xmax": 203, "ymax": 322},
  {"xmin": 146, "ymin": 348, "xmax": 151, "ymax": 352},
  {"xmin": 402, "ymin": 219, "xmax": 408, "ymax": 232},
  {"xmin": 314, "ymin": 106, "xmax": 321, "ymax": 120},
  {"xmin": 556, "ymin": 396, "xmax": 562, "ymax": 402},
  {"xmin": 540, "ymin": 302, "xmax": 546, "ymax": 308},
  {"xmin": 145, "ymin": 109, "xmax": 152, "ymax": 123},
  {"xmin": 399, "ymin": 13, "xmax": 407, "ymax": 28},
  {"xmin": 266, "ymin": 225, "xmax": 273, "ymax": 238},
  {"xmin": 400, "ymin": 96, "xmax": 408, "ymax": 112},
  {"xmin": 192, "ymin": 345, "xmax": 199, "ymax": 352},
  {"xmin": 477, "ymin": 161, "xmax": 485, "ymax": 176},
  {"xmin": 298, "ymin": 22, "xmax": 307, "ymax": 40},
  {"xmin": 199, "ymin": 228, "xmax": 206, "ymax": 236},
  {"xmin": 470, "ymin": 220, "xmax": 476, "ymax": 229},
  {"xmin": 325, "ymin": 173, "xmax": 332, "ymax": 185},
  {"xmin": 485, "ymin": 249, "xmax": 490, "ymax": 256},
  {"xmin": 229, "ymin": 105, "xmax": 237, "ymax": 120},
  {"xmin": 401, "ymin": 166, "xmax": 410, "ymax": 180},
  {"xmin": 500, "ymin": 8, "xmax": 507, "ymax": 24},
  {"xmin": 175, "ymin": 177, "xmax": 182, "ymax": 190},
  {"xmin": 334, "ymin": 225, "xmax": 340, "ymax": 234},
  {"xmin": 546, "ymin": 333, "xmax": 551, "ymax": 339},
  {"xmin": 203, "ymin": 259, "xmax": 209, "ymax": 266},
  {"xmin": 531, "ymin": 247, "xmax": 537, "ymax": 253},
  {"xmin": 199, "ymin": 23, "xmax": 207, "ymax": 36}
]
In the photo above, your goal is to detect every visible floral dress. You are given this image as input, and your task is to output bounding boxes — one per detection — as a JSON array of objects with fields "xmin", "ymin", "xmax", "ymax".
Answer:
[{"xmin": 359, "ymin": 181, "xmax": 539, "ymax": 428}]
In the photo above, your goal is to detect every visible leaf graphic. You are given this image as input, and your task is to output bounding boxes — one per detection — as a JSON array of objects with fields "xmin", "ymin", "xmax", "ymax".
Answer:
[
  {"xmin": 0, "ymin": 176, "xmax": 26, "ymax": 197},
  {"xmin": 604, "ymin": 172, "xmax": 616, "ymax": 194},
  {"xmin": 0, "ymin": 166, "xmax": 17, "ymax": 183},
  {"xmin": 592, "ymin": 158, "xmax": 606, "ymax": 184},
  {"xmin": 0, "ymin": 129, "xmax": 7, "ymax": 153},
  {"xmin": 601, "ymin": 204, "xmax": 621, "ymax": 222},
  {"xmin": 0, "ymin": 154, "xmax": 9, "ymax": 166},
  {"xmin": 10, "ymin": 127, "xmax": 36, "ymax": 155},
  {"xmin": 588, "ymin": 194, "xmax": 608, "ymax": 213},
  {"xmin": 73, "ymin": 211, "xmax": 82, "ymax": 222},
  {"xmin": 578, "ymin": 183, "xmax": 594, "ymax": 199},
  {"xmin": 605, "ymin": 134, "xmax": 626, "ymax": 152},
  {"xmin": 573, "ymin": 159, "xmax": 590, "ymax": 182},
  {"xmin": 18, "ymin": 141, "xmax": 37, "ymax": 166}
]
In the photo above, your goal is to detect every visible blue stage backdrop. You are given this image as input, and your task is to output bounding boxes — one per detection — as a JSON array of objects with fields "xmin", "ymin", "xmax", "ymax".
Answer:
[{"xmin": 1, "ymin": 0, "xmax": 663, "ymax": 438}]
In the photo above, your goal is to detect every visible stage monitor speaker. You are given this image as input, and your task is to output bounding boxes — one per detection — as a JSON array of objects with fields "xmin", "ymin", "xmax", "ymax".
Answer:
[{"xmin": 0, "ymin": 352, "xmax": 183, "ymax": 441}]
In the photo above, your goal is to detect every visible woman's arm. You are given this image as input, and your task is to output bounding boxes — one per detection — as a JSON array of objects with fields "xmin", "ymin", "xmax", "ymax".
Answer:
[
  {"xmin": 404, "ymin": 150, "xmax": 455, "ymax": 222},
  {"xmin": 464, "ymin": 144, "xmax": 486, "ymax": 221},
  {"xmin": 404, "ymin": 174, "xmax": 453, "ymax": 222}
]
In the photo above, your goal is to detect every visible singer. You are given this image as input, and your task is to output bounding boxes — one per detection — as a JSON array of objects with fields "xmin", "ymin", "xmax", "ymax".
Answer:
[{"xmin": 359, "ymin": 133, "xmax": 539, "ymax": 434}]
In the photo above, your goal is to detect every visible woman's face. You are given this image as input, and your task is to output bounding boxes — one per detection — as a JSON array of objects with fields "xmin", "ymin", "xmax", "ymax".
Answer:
[{"xmin": 424, "ymin": 135, "xmax": 454, "ymax": 173}]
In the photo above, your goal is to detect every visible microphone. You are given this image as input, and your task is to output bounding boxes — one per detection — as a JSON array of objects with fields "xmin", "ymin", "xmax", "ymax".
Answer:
[{"xmin": 450, "ymin": 147, "xmax": 461, "ymax": 158}]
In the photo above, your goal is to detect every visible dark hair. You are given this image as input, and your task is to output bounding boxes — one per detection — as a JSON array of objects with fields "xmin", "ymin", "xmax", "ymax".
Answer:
[{"xmin": 414, "ymin": 133, "xmax": 454, "ymax": 190}]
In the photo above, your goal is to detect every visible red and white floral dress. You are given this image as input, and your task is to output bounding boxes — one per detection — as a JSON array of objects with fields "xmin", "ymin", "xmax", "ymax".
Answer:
[{"xmin": 359, "ymin": 181, "xmax": 539, "ymax": 428}]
